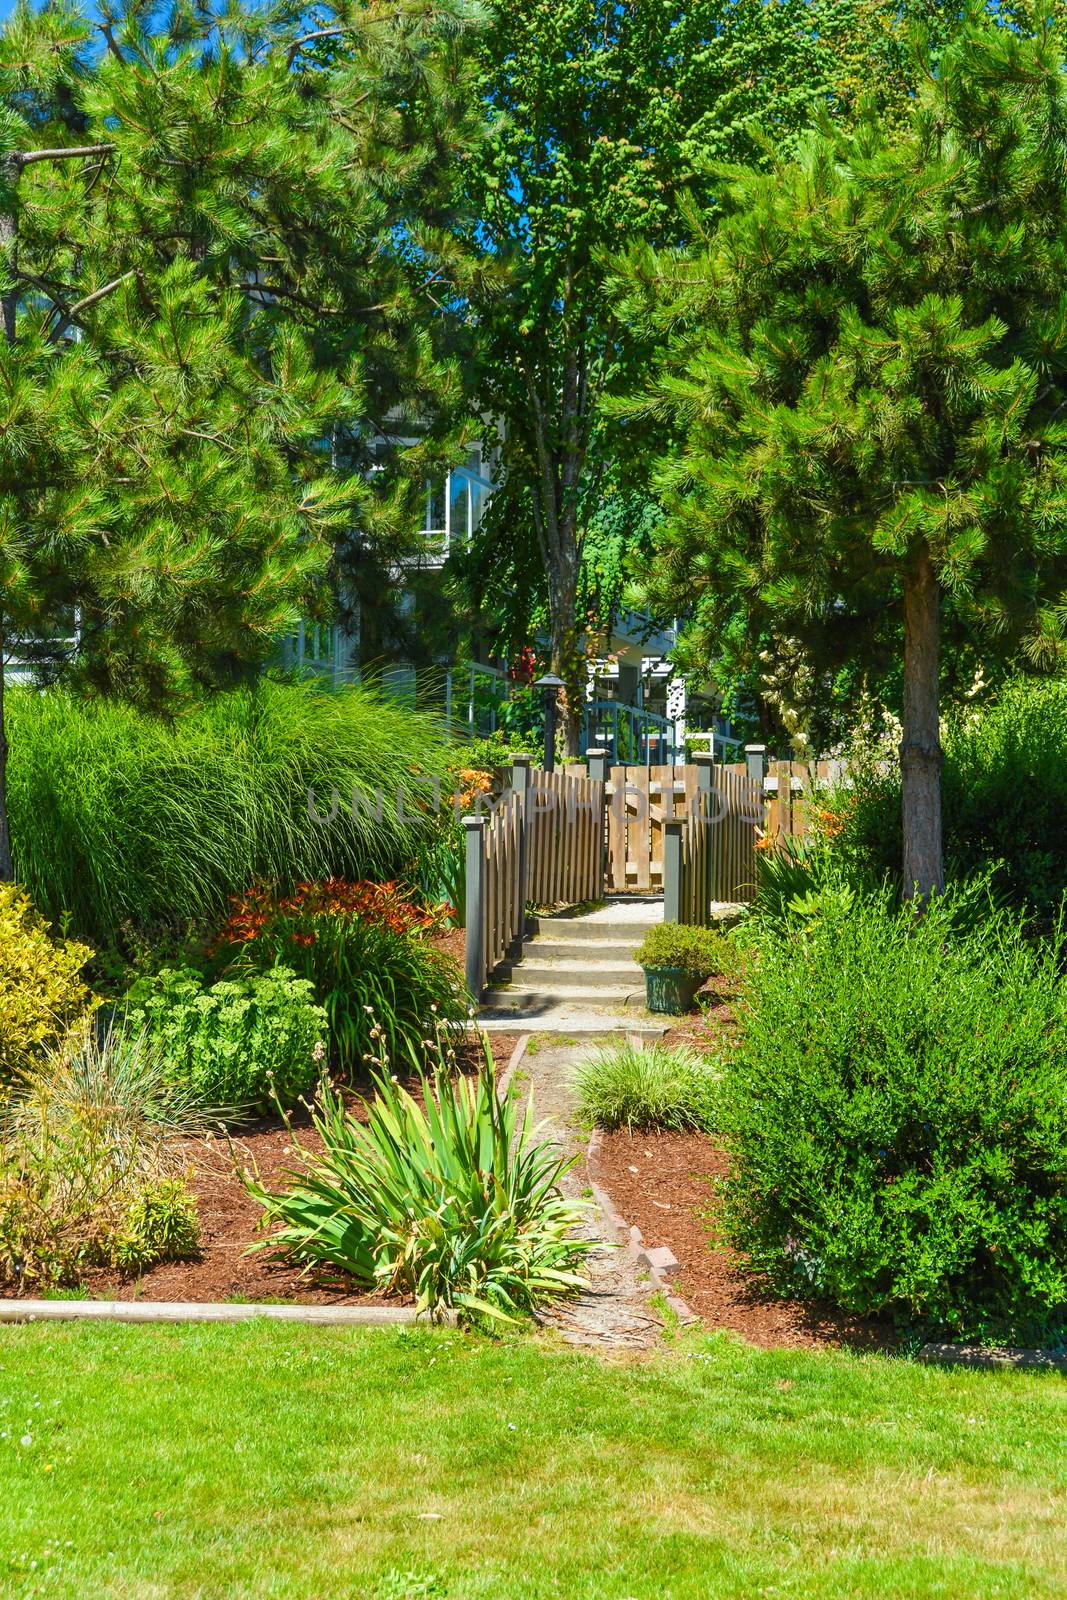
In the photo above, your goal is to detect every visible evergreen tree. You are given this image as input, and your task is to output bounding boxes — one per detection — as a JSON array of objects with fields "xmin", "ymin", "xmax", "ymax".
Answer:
[
  {"xmin": 0, "ymin": 0, "xmax": 483, "ymax": 879},
  {"xmin": 442, "ymin": 0, "xmax": 939, "ymax": 752},
  {"xmin": 617, "ymin": 17, "xmax": 1067, "ymax": 896}
]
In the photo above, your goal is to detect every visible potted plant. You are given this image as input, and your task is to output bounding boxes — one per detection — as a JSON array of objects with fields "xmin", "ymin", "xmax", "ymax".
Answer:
[{"xmin": 634, "ymin": 923, "xmax": 729, "ymax": 1015}]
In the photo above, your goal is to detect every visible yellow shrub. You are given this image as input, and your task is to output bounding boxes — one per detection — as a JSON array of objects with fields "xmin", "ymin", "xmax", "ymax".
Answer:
[{"xmin": 0, "ymin": 885, "xmax": 97, "ymax": 1077}]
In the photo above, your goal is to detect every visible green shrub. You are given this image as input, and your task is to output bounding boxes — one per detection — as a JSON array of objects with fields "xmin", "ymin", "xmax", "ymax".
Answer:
[
  {"xmin": 114, "ymin": 1178, "xmax": 200, "ymax": 1273},
  {"xmin": 124, "ymin": 966, "xmax": 326, "ymax": 1114},
  {"xmin": 635, "ymin": 921, "xmax": 737, "ymax": 977},
  {"xmin": 247, "ymin": 1053, "xmax": 593, "ymax": 1322},
  {"xmin": 828, "ymin": 678, "xmax": 1067, "ymax": 914},
  {"xmin": 219, "ymin": 884, "xmax": 470, "ymax": 1076},
  {"xmin": 720, "ymin": 894, "xmax": 1067, "ymax": 1342},
  {"xmin": 0, "ymin": 885, "xmax": 98, "ymax": 1078},
  {"xmin": 6, "ymin": 679, "xmax": 454, "ymax": 945},
  {"xmin": 0, "ymin": 1030, "xmax": 206, "ymax": 1290},
  {"xmin": 573, "ymin": 1040, "xmax": 719, "ymax": 1132}
]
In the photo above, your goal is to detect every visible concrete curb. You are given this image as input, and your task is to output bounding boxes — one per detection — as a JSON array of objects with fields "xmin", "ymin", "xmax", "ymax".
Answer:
[
  {"xmin": 496, "ymin": 1031, "xmax": 530, "ymax": 1098},
  {"xmin": 585, "ymin": 1127, "xmax": 700, "ymax": 1328},
  {"xmin": 0, "ymin": 1299, "xmax": 455, "ymax": 1328},
  {"xmin": 918, "ymin": 1342, "xmax": 1067, "ymax": 1372}
]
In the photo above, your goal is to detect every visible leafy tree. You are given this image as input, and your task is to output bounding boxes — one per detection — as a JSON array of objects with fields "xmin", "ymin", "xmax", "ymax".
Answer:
[
  {"xmin": 444, "ymin": 0, "xmax": 949, "ymax": 752},
  {"xmin": 0, "ymin": 0, "xmax": 483, "ymax": 880},
  {"xmin": 616, "ymin": 17, "xmax": 1067, "ymax": 897}
]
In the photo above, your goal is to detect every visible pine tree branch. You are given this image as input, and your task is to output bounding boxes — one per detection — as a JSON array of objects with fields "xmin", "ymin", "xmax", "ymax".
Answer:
[{"xmin": 17, "ymin": 144, "xmax": 115, "ymax": 169}]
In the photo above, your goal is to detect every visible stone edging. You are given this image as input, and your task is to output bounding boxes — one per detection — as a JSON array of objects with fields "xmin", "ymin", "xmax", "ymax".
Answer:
[
  {"xmin": 585, "ymin": 1126, "xmax": 700, "ymax": 1328},
  {"xmin": 918, "ymin": 1342, "xmax": 1067, "ymax": 1372},
  {"xmin": 0, "ymin": 1299, "xmax": 453, "ymax": 1328}
]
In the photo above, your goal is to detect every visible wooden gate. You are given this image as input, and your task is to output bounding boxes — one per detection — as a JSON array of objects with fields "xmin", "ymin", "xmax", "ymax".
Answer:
[
  {"xmin": 526, "ymin": 763, "xmax": 605, "ymax": 906},
  {"xmin": 605, "ymin": 762, "xmax": 762, "ymax": 903}
]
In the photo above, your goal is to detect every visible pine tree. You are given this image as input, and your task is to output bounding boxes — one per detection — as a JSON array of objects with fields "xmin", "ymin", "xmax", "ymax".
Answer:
[
  {"xmin": 441, "ymin": 0, "xmax": 938, "ymax": 753},
  {"xmin": 0, "ymin": 0, "xmax": 484, "ymax": 880},
  {"xmin": 618, "ymin": 17, "xmax": 1067, "ymax": 896}
]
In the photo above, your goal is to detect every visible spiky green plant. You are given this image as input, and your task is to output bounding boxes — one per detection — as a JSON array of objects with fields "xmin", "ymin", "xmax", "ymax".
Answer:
[{"xmin": 246, "ymin": 1054, "xmax": 593, "ymax": 1322}]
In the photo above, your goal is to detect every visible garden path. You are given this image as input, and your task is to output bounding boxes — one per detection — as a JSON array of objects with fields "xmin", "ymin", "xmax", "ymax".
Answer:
[{"xmin": 505, "ymin": 1036, "xmax": 664, "ymax": 1350}]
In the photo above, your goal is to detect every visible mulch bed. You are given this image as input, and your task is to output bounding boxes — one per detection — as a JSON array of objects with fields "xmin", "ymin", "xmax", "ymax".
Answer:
[
  {"xmin": 589, "ymin": 1127, "xmax": 894, "ymax": 1352},
  {"xmin": 29, "ymin": 1030, "xmax": 519, "ymax": 1308}
]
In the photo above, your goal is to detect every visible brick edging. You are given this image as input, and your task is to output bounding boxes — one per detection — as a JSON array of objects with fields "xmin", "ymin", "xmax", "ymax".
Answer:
[{"xmin": 585, "ymin": 1127, "xmax": 700, "ymax": 1327}]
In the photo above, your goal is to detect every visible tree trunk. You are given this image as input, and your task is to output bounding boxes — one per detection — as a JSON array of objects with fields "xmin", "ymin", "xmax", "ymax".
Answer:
[
  {"xmin": 547, "ymin": 529, "xmax": 583, "ymax": 758},
  {"xmin": 900, "ymin": 544, "xmax": 943, "ymax": 901},
  {"xmin": 0, "ymin": 165, "xmax": 16, "ymax": 880},
  {"xmin": 0, "ymin": 613, "xmax": 12, "ymax": 881}
]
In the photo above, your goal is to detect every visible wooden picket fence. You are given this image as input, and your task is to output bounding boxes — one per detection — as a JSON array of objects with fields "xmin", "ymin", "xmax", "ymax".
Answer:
[
  {"xmin": 527, "ymin": 764, "xmax": 605, "ymax": 906},
  {"xmin": 762, "ymin": 757, "xmax": 848, "ymax": 843},
  {"xmin": 479, "ymin": 787, "xmax": 523, "ymax": 987},
  {"xmin": 464, "ymin": 750, "xmax": 835, "ymax": 994},
  {"xmin": 709, "ymin": 764, "xmax": 764, "ymax": 903}
]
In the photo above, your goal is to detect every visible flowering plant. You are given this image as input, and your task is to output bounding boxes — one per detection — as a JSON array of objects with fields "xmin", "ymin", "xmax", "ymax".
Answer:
[{"xmin": 215, "ymin": 879, "xmax": 450, "ymax": 951}]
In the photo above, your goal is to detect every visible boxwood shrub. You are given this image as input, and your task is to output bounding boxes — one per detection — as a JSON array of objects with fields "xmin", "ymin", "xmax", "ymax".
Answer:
[{"xmin": 720, "ymin": 895, "xmax": 1067, "ymax": 1342}]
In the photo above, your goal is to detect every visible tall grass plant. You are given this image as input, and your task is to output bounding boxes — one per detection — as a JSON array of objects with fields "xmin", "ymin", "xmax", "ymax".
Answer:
[{"xmin": 7, "ymin": 681, "xmax": 453, "ymax": 943}]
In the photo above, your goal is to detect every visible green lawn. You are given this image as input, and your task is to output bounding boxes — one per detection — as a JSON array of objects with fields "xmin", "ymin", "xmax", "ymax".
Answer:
[{"xmin": 1, "ymin": 1322, "xmax": 1064, "ymax": 1599}]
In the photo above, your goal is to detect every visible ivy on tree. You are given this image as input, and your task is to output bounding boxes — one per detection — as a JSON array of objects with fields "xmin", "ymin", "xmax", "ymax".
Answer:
[{"xmin": 617, "ymin": 17, "xmax": 1067, "ymax": 896}]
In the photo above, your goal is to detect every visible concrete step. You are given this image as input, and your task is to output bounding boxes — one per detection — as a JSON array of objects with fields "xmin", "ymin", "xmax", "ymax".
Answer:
[
  {"xmin": 532, "ymin": 917, "xmax": 661, "ymax": 943},
  {"xmin": 494, "ymin": 958, "xmax": 641, "ymax": 990},
  {"xmin": 482, "ymin": 983, "xmax": 644, "ymax": 1012},
  {"xmin": 524, "ymin": 935, "xmax": 644, "ymax": 961},
  {"xmin": 479, "ymin": 1007, "xmax": 666, "ymax": 1036}
]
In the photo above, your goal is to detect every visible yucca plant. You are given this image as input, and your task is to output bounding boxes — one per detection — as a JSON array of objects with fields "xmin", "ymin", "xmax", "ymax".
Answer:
[{"xmin": 245, "ymin": 1053, "xmax": 594, "ymax": 1322}]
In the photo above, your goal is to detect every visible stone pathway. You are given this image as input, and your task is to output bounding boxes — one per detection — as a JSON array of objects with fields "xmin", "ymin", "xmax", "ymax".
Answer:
[{"xmin": 506, "ymin": 1036, "xmax": 663, "ymax": 1350}]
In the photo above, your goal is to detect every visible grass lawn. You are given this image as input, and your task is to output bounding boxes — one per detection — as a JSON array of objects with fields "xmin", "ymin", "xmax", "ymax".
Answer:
[{"xmin": 0, "ymin": 1322, "xmax": 1064, "ymax": 1599}]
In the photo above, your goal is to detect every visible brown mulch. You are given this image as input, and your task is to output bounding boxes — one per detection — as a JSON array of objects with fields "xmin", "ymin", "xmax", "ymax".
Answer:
[
  {"xmin": 589, "ymin": 1127, "xmax": 895, "ymax": 1353},
  {"xmin": 63, "ymin": 1030, "xmax": 520, "ymax": 1308}
]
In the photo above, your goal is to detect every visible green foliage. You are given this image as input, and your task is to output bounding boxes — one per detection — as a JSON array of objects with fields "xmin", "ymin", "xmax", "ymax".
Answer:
[
  {"xmin": 0, "ymin": 884, "xmax": 97, "ymax": 1078},
  {"xmin": 228, "ymin": 909, "xmax": 468, "ymax": 1079},
  {"xmin": 7, "ymin": 680, "xmax": 453, "ymax": 944},
  {"xmin": 124, "ymin": 967, "xmax": 326, "ymax": 1116},
  {"xmin": 0, "ymin": 1028, "xmax": 206, "ymax": 1290},
  {"xmin": 635, "ymin": 922, "xmax": 737, "ymax": 977},
  {"xmin": 114, "ymin": 1177, "xmax": 200, "ymax": 1274},
  {"xmin": 752, "ymin": 838, "xmax": 857, "ymax": 933},
  {"xmin": 617, "ymin": 19, "xmax": 1067, "ymax": 884},
  {"xmin": 573, "ymin": 1040, "xmax": 719, "ymax": 1133},
  {"xmin": 720, "ymin": 895, "xmax": 1067, "ymax": 1341},
  {"xmin": 831, "ymin": 679, "xmax": 1067, "ymax": 914},
  {"xmin": 0, "ymin": 0, "xmax": 486, "ymax": 874},
  {"xmin": 248, "ymin": 1054, "xmax": 594, "ymax": 1322},
  {"xmin": 449, "ymin": 0, "xmax": 929, "ymax": 696}
]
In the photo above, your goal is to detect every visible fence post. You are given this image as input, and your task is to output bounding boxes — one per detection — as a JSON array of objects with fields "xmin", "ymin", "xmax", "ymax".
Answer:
[
  {"xmin": 745, "ymin": 743, "xmax": 768, "ymax": 783},
  {"xmin": 694, "ymin": 750, "xmax": 714, "ymax": 922},
  {"xmin": 585, "ymin": 745, "xmax": 609, "ymax": 900},
  {"xmin": 462, "ymin": 814, "xmax": 486, "ymax": 1000},
  {"xmin": 663, "ymin": 819, "xmax": 683, "ymax": 923},
  {"xmin": 511, "ymin": 753, "xmax": 532, "ymax": 946}
]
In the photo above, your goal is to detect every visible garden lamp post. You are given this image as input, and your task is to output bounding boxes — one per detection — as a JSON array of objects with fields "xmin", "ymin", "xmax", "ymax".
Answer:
[{"xmin": 534, "ymin": 672, "xmax": 564, "ymax": 774}]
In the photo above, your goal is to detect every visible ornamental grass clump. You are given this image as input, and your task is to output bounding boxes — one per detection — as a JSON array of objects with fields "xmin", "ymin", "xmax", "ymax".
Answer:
[
  {"xmin": 720, "ymin": 892, "xmax": 1067, "ymax": 1342},
  {"xmin": 217, "ymin": 880, "xmax": 468, "ymax": 1075},
  {"xmin": 6, "ymin": 680, "xmax": 453, "ymax": 945},
  {"xmin": 0, "ymin": 1029, "xmax": 206, "ymax": 1291},
  {"xmin": 573, "ymin": 1040, "xmax": 719, "ymax": 1133},
  {"xmin": 246, "ymin": 1051, "xmax": 593, "ymax": 1323}
]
